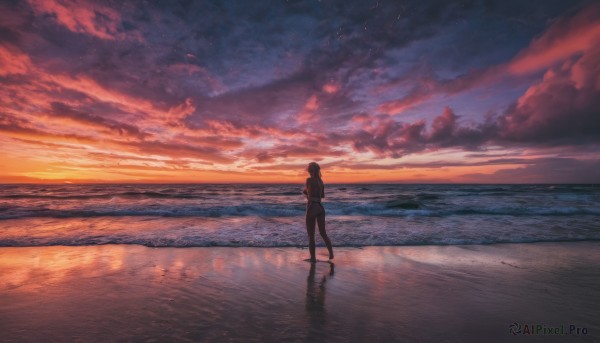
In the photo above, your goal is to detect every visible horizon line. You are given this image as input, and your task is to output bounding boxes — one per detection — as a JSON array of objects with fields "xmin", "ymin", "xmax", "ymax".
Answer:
[{"xmin": 1, "ymin": 182, "xmax": 598, "ymax": 185}]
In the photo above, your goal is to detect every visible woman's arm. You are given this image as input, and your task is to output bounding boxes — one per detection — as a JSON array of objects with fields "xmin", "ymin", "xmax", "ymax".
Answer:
[{"xmin": 320, "ymin": 181, "xmax": 325, "ymax": 198}]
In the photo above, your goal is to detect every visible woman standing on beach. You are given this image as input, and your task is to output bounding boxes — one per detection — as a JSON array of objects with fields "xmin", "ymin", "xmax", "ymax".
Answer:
[{"xmin": 303, "ymin": 162, "xmax": 334, "ymax": 262}]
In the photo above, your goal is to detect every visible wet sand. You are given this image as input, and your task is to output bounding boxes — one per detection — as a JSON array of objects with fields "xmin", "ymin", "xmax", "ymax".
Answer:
[{"xmin": 1, "ymin": 243, "xmax": 599, "ymax": 342}]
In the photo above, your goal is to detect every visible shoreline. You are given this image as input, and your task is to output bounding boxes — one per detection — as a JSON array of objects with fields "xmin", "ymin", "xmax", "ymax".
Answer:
[
  {"xmin": 1, "ymin": 242, "xmax": 599, "ymax": 342},
  {"xmin": 1, "ymin": 238, "xmax": 600, "ymax": 248}
]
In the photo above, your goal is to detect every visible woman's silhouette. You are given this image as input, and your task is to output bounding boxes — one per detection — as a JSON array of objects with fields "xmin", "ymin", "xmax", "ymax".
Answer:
[{"xmin": 303, "ymin": 162, "xmax": 334, "ymax": 262}]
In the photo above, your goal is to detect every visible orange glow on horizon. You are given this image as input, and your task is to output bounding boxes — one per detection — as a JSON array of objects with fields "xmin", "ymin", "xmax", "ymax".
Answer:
[{"xmin": 0, "ymin": 149, "xmax": 525, "ymax": 184}]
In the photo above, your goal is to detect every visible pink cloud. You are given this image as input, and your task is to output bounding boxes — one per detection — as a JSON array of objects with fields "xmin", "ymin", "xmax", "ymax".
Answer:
[
  {"xmin": 348, "ymin": 114, "xmax": 428, "ymax": 157},
  {"xmin": 500, "ymin": 43, "xmax": 600, "ymax": 144},
  {"xmin": 0, "ymin": 45, "xmax": 31, "ymax": 76},
  {"xmin": 0, "ymin": 45, "xmax": 245, "ymax": 164},
  {"xmin": 166, "ymin": 98, "xmax": 196, "ymax": 125},
  {"xmin": 429, "ymin": 107, "xmax": 457, "ymax": 142},
  {"xmin": 46, "ymin": 101, "xmax": 147, "ymax": 139},
  {"xmin": 377, "ymin": 4, "xmax": 600, "ymax": 116},
  {"xmin": 0, "ymin": 113, "xmax": 102, "ymax": 146},
  {"xmin": 41, "ymin": 73, "xmax": 172, "ymax": 129},
  {"xmin": 322, "ymin": 83, "xmax": 340, "ymax": 94},
  {"xmin": 27, "ymin": 0, "xmax": 123, "ymax": 40},
  {"xmin": 297, "ymin": 95, "xmax": 319, "ymax": 124},
  {"xmin": 507, "ymin": 4, "xmax": 600, "ymax": 75},
  {"xmin": 377, "ymin": 93, "xmax": 431, "ymax": 115},
  {"xmin": 351, "ymin": 37, "xmax": 600, "ymax": 158}
]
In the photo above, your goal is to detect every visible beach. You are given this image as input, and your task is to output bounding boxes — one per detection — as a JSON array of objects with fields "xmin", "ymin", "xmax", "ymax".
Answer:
[
  {"xmin": 1, "ymin": 242, "xmax": 598, "ymax": 342},
  {"xmin": 3, "ymin": 0, "xmax": 600, "ymax": 340}
]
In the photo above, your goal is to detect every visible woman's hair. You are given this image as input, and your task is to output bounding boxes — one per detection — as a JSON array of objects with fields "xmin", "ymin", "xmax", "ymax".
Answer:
[{"xmin": 307, "ymin": 162, "xmax": 322, "ymax": 180}]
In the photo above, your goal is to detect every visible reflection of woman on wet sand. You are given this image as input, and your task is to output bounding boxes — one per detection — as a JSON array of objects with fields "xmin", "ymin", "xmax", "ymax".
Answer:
[
  {"xmin": 305, "ymin": 262, "xmax": 335, "ymax": 341},
  {"xmin": 305, "ymin": 262, "xmax": 335, "ymax": 312},
  {"xmin": 303, "ymin": 162, "xmax": 334, "ymax": 262}
]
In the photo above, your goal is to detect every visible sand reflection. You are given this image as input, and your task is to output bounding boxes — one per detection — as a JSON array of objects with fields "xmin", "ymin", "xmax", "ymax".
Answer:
[
  {"xmin": 1, "ymin": 244, "xmax": 599, "ymax": 342},
  {"xmin": 0, "ymin": 245, "xmax": 127, "ymax": 291},
  {"xmin": 305, "ymin": 261, "xmax": 334, "ymax": 338}
]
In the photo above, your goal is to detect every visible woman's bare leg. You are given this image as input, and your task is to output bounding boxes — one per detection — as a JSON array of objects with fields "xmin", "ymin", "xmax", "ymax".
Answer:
[
  {"xmin": 316, "ymin": 209, "xmax": 334, "ymax": 259},
  {"xmin": 306, "ymin": 206, "xmax": 317, "ymax": 261}
]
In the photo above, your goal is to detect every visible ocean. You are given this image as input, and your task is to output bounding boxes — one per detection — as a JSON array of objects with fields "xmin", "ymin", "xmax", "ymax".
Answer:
[{"xmin": 0, "ymin": 183, "xmax": 598, "ymax": 247}]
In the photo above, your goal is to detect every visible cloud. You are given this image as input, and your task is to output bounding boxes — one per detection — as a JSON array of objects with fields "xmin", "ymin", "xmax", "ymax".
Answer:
[
  {"xmin": 340, "ymin": 107, "xmax": 494, "ymax": 157},
  {"xmin": 1, "ymin": 0, "xmax": 598, "ymax": 182},
  {"xmin": 48, "ymin": 101, "xmax": 147, "ymax": 139},
  {"xmin": 377, "ymin": 3, "xmax": 600, "ymax": 115},
  {"xmin": 347, "ymin": 115, "xmax": 426, "ymax": 158},
  {"xmin": 429, "ymin": 107, "xmax": 458, "ymax": 143},
  {"xmin": 0, "ymin": 112, "xmax": 101, "ymax": 145},
  {"xmin": 26, "ymin": 0, "xmax": 124, "ymax": 40},
  {"xmin": 378, "ymin": 87, "xmax": 434, "ymax": 115},
  {"xmin": 127, "ymin": 140, "xmax": 233, "ymax": 164},
  {"xmin": 343, "ymin": 41, "xmax": 600, "ymax": 157},
  {"xmin": 459, "ymin": 158, "xmax": 600, "ymax": 183},
  {"xmin": 507, "ymin": 4, "xmax": 600, "ymax": 75},
  {"xmin": 296, "ymin": 95, "xmax": 320, "ymax": 124},
  {"xmin": 0, "ymin": 45, "xmax": 31, "ymax": 76},
  {"xmin": 323, "ymin": 157, "xmax": 536, "ymax": 171},
  {"xmin": 350, "ymin": 51, "xmax": 600, "ymax": 156},
  {"xmin": 356, "ymin": 4, "xmax": 600, "ymax": 156},
  {"xmin": 499, "ymin": 45, "xmax": 600, "ymax": 145}
]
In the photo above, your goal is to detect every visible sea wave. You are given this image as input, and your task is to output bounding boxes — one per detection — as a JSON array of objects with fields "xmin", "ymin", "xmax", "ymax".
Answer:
[
  {"xmin": 0, "ymin": 191, "xmax": 219, "ymax": 200},
  {"xmin": 1, "ymin": 203, "xmax": 599, "ymax": 219}
]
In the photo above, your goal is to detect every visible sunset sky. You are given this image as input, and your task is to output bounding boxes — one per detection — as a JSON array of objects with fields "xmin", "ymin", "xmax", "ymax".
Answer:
[{"xmin": 1, "ymin": 0, "xmax": 599, "ymax": 183}]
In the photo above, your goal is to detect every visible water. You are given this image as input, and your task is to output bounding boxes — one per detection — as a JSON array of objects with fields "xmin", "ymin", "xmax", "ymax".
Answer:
[{"xmin": 0, "ymin": 183, "xmax": 598, "ymax": 247}]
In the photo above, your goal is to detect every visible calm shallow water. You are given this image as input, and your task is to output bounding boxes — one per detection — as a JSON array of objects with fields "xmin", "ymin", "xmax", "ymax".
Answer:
[
  {"xmin": 1, "ymin": 243, "xmax": 599, "ymax": 342},
  {"xmin": 0, "ymin": 183, "xmax": 599, "ymax": 246}
]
